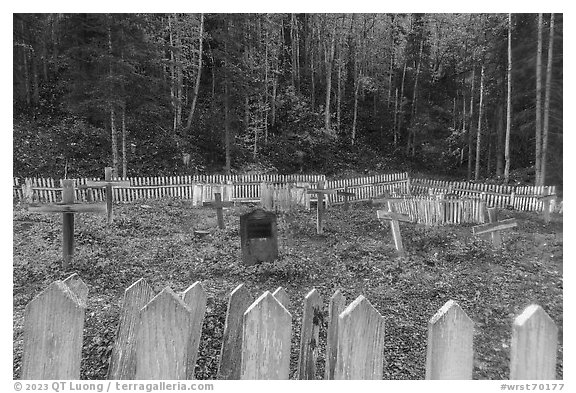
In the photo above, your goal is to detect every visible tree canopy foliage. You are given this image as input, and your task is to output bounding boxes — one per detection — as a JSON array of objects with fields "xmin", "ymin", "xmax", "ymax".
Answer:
[{"xmin": 13, "ymin": 13, "xmax": 563, "ymax": 186}]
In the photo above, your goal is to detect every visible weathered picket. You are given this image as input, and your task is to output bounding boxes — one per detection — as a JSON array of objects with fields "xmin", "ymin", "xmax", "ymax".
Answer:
[
  {"xmin": 326, "ymin": 172, "xmax": 410, "ymax": 205},
  {"xmin": 260, "ymin": 182, "xmax": 311, "ymax": 211},
  {"xmin": 19, "ymin": 277, "xmax": 560, "ymax": 381}
]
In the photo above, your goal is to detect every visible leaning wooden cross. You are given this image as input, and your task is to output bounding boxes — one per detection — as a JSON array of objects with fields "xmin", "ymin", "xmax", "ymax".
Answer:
[
  {"xmin": 203, "ymin": 192, "xmax": 234, "ymax": 229},
  {"xmin": 307, "ymin": 181, "xmax": 337, "ymax": 234},
  {"xmin": 472, "ymin": 216, "xmax": 517, "ymax": 248},
  {"xmin": 337, "ymin": 187, "xmax": 356, "ymax": 211},
  {"xmin": 28, "ymin": 180, "xmax": 106, "ymax": 268},
  {"xmin": 377, "ymin": 209, "xmax": 411, "ymax": 256},
  {"xmin": 84, "ymin": 167, "xmax": 130, "ymax": 224}
]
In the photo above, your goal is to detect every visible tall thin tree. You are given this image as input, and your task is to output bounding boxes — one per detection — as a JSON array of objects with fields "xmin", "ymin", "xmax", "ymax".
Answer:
[
  {"xmin": 535, "ymin": 13, "xmax": 543, "ymax": 185},
  {"xmin": 504, "ymin": 14, "xmax": 513, "ymax": 184},
  {"xmin": 541, "ymin": 13, "xmax": 555, "ymax": 186}
]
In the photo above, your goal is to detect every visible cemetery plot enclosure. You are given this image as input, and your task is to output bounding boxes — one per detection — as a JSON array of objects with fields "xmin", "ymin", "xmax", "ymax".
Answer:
[{"xmin": 13, "ymin": 200, "xmax": 563, "ymax": 380}]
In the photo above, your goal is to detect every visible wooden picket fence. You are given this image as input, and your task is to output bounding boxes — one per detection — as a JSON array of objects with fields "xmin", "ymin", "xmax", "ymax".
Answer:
[
  {"xmin": 410, "ymin": 178, "xmax": 559, "ymax": 213},
  {"xmin": 387, "ymin": 195, "xmax": 487, "ymax": 226},
  {"xmin": 260, "ymin": 183, "xmax": 311, "ymax": 211},
  {"xmin": 13, "ymin": 173, "xmax": 560, "ymax": 215},
  {"xmin": 20, "ymin": 274, "xmax": 559, "ymax": 380}
]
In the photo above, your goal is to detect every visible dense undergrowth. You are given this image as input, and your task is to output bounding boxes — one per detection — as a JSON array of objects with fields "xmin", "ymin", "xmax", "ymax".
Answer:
[{"xmin": 12, "ymin": 199, "xmax": 563, "ymax": 380}]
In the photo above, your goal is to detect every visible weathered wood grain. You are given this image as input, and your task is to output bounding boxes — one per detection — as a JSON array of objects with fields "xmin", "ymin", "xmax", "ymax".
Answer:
[
  {"xmin": 63, "ymin": 273, "xmax": 88, "ymax": 307},
  {"xmin": 218, "ymin": 284, "xmax": 253, "ymax": 380},
  {"xmin": 325, "ymin": 290, "xmax": 346, "ymax": 380},
  {"xmin": 181, "ymin": 281, "xmax": 208, "ymax": 379},
  {"xmin": 425, "ymin": 300, "xmax": 474, "ymax": 379},
  {"xmin": 241, "ymin": 291, "xmax": 292, "ymax": 379},
  {"xmin": 272, "ymin": 286, "xmax": 290, "ymax": 311},
  {"xmin": 334, "ymin": 295, "xmax": 385, "ymax": 379},
  {"xmin": 135, "ymin": 287, "xmax": 192, "ymax": 379},
  {"xmin": 108, "ymin": 278, "xmax": 155, "ymax": 380},
  {"xmin": 21, "ymin": 281, "xmax": 86, "ymax": 379},
  {"xmin": 472, "ymin": 218, "xmax": 517, "ymax": 236},
  {"xmin": 297, "ymin": 288, "xmax": 322, "ymax": 379},
  {"xmin": 510, "ymin": 305, "xmax": 558, "ymax": 380}
]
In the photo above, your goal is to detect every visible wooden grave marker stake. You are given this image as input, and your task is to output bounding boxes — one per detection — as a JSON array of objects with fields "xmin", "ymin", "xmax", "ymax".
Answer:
[
  {"xmin": 425, "ymin": 300, "xmax": 474, "ymax": 379},
  {"xmin": 538, "ymin": 188, "xmax": 556, "ymax": 224},
  {"xmin": 377, "ymin": 205, "xmax": 411, "ymax": 257},
  {"xmin": 203, "ymin": 192, "xmax": 234, "ymax": 229},
  {"xmin": 510, "ymin": 304, "xmax": 558, "ymax": 380},
  {"xmin": 21, "ymin": 279, "xmax": 87, "ymax": 379},
  {"xmin": 307, "ymin": 181, "xmax": 337, "ymax": 234},
  {"xmin": 297, "ymin": 288, "xmax": 322, "ymax": 379},
  {"xmin": 472, "ymin": 217, "xmax": 518, "ymax": 247},
  {"xmin": 28, "ymin": 179, "xmax": 106, "ymax": 268},
  {"xmin": 334, "ymin": 295, "xmax": 385, "ymax": 379},
  {"xmin": 218, "ymin": 284, "xmax": 253, "ymax": 380},
  {"xmin": 241, "ymin": 291, "xmax": 292, "ymax": 379},
  {"xmin": 337, "ymin": 186, "xmax": 356, "ymax": 211},
  {"xmin": 84, "ymin": 167, "xmax": 131, "ymax": 223}
]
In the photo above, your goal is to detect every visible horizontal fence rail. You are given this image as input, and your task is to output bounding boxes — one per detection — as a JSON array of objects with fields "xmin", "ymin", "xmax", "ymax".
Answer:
[
  {"xmin": 13, "ymin": 174, "xmax": 560, "ymax": 214},
  {"xmin": 19, "ymin": 274, "xmax": 559, "ymax": 380}
]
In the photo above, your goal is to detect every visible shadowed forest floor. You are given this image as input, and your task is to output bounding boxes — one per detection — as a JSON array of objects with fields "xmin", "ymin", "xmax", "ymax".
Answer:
[{"xmin": 12, "ymin": 199, "xmax": 563, "ymax": 379}]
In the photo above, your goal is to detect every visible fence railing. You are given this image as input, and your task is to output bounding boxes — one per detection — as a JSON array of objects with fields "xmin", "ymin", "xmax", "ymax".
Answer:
[
  {"xmin": 19, "ymin": 274, "xmax": 559, "ymax": 380},
  {"xmin": 13, "ymin": 174, "xmax": 559, "ymax": 214}
]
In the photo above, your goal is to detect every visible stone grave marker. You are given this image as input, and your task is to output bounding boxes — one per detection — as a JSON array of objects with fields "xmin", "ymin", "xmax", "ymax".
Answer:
[{"xmin": 239, "ymin": 209, "xmax": 278, "ymax": 266}]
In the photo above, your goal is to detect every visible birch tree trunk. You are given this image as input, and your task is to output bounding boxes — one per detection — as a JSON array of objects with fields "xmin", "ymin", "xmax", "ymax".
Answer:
[
  {"xmin": 474, "ymin": 65, "xmax": 485, "ymax": 181},
  {"xmin": 396, "ymin": 61, "xmax": 407, "ymax": 147},
  {"xmin": 461, "ymin": 90, "xmax": 466, "ymax": 167},
  {"xmin": 107, "ymin": 17, "xmax": 119, "ymax": 174},
  {"xmin": 183, "ymin": 13, "xmax": 204, "ymax": 134},
  {"xmin": 541, "ymin": 13, "xmax": 555, "ymax": 186},
  {"xmin": 407, "ymin": 39, "xmax": 424, "ymax": 156},
  {"xmin": 324, "ymin": 22, "xmax": 336, "ymax": 131},
  {"xmin": 121, "ymin": 104, "xmax": 127, "ymax": 178},
  {"xmin": 467, "ymin": 67, "xmax": 475, "ymax": 181},
  {"xmin": 504, "ymin": 13, "xmax": 513, "ymax": 184},
  {"xmin": 535, "ymin": 13, "xmax": 543, "ymax": 186}
]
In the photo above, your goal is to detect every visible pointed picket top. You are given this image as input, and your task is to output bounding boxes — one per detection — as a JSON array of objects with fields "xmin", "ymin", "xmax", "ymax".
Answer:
[
  {"xmin": 272, "ymin": 286, "xmax": 290, "ymax": 311},
  {"xmin": 510, "ymin": 304, "xmax": 558, "ymax": 380},
  {"xmin": 241, "ymin": 291, "xmax": 292, "ymax": 380},
  {"xmin": 21, "ymin": 280, "xmax": 86, "ymax": 379},
  {"xmin": 325, "ymin": 289, "xmax": 346, "ymax": 380},
  {"xmin": 297, "ymin": 288, "xmax": 323, "ymax": 379},
  {"xmin": 218, "ymin": 284, "xmax": 253, "ymax": 379},
  {"xmin": 181, "ymin": 281, "xmax": 208, "ymax": 380},
  {"xmin": 335, "ymin": 295, "xmax": 385, "ymax": 380},
  {"xmin": 62, "ymin": 273, "xmax": 88, "ymax": 307},
  {"xmin": 426, "ymin": 300, "xmax": 474, "ymax": 380},
  {"xmin": 135, "ymin": 287, "xmax": 192, "ymax": 379},
  {"xmin": 108, "ymin": 278, "xmax": 155, "ymax": 380}
]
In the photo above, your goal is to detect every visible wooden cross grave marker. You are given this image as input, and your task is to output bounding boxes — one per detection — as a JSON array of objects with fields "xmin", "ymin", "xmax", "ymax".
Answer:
[
  {"xmin": 84, "ymin": 167, "xmax": 130, "ymax": 224},
  {"xmin": 203, "ymin": 192, "xmax": 234, "ymax": 229},
  {"xmin": 307, "ymin": 181, "xmax": 337, "ymax": 234},
  {"xmin": 337, "ymin": 187, "xmax": 356, "ymax": 211},
  {"xmin": 538, "ymin": 188, "xmax": 557, "ymax": 224},
  {"xmin": 28, "ymin": 179, "xmax": 106, "ymax": 268},
  {"xmin": 472, "ymin": 212, "xmax": 517, "ymax": 248},
  {"xmin": 377, "ymin": 209, "xmax": 411, "ymax": 257}
]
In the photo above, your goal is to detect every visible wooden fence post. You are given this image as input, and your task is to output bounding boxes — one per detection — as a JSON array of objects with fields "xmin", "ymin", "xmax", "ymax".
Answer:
[
  {"xmin": 135, "ymin": 287, "xmax": 192, "ymax": 379},
  {"xmin": 241, "ymin": 291, "xmax": 292, "ymax": 379},
  {"xmin": 181, "ymin": 282, "xmax": 208, "ymax": 380},
  {"xmin": 334, "ymin": 295, "xmax": 385, "ymax": 379},
  {"xmin": 425, "ymin": 300, "xmax": 474, "ymax": 379},
  {"xmin": 218, "ymin": 284, "xmax": 253, "ymax": 380},
  {"xmin": 510, "ymin": 305, "xmax": 558, "ymax": 380},
  {"xmin": 325, "ymin": 290, "xmax": 346, "ymax": 380},
  {"xmin": 108, "ymin": 278, "xmax": 155, "ymax": 380},
  {"xmin": 21, "ymin": 280, "xmax": 87, "ymax": 379},
  {"xmin": 297, "ymin": 288, "xmax": 322, "ymax": 379}
]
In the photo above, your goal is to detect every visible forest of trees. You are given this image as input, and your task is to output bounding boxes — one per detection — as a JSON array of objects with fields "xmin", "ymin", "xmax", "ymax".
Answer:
[{"xmin": 13, "ymin": 13, "xmax": 563, "ymax": 187}]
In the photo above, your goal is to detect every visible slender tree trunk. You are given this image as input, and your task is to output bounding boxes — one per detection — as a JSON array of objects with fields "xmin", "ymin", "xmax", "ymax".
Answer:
[
  {"xmin": 21, "ymin": 21, "xmax": 31, "ymax": 106},
  {"xmin": 351, "ymin": 73, "xmax": 361, "ymax": 145},
  {"xmin": 168, "ymin": 15, "xmax": 177, "ymax": 133},
  {"xmin": 224, "ymin": 25, "xmax": 231, "ymax": 175},
  {"xmin": 107, "ymin": 17, "xmax": 119, "ymax": 174},
  {"xmin": 461, "ymin": 91, "xmax": 467, "ymax": 166},
  {"xmin": 408, "ymin": 39, "xmax": 424, "ymax": 156},
  {"xmin": 183, "ymin": 13, "xmax": 204, "ymax": 134},
  {"xmin": 121, "ymin": 104, "xmax": 127, "ymax": 178},
  {"xmin": 393, "ymin": 88, "xmax": 399, "ymax": 147},
  {"xmin": 453, "ymin": 95, "xmax": 457, "ymax": 130},
  {"xmin": 467, "ymin": 68, "xmax": 475, "ymax": 181},
  {"xmin": 486, "ymin": 113, "xmax": 492, "ymax": 177},
  {"xmin": 535, "ymin": 13, "xmax": 543, "ymax": 186},
  {"xmin": 541, "ymin": 13, "xmax": 555, "ymax": 186},
  {"xmin": 504, "ymin": 13, "xmax": 513, "ymax": 184},
  {"xmin": 396, "ymin": 61, "xmax": 407, "ymax": 146},
  {"xmin": 244, "ymin": 95, "xmax": 250, "ymax": 132},
  {"xmin": 474, "ymin": 65, "xmax": 485, "ymax": 181},
  {"xmin": 324, "ymin": 22, "xmax": 336, "ymax": 130},
  {"xmin": 496, "ymin": 103, "xmax": 504, "ymax": 176}
]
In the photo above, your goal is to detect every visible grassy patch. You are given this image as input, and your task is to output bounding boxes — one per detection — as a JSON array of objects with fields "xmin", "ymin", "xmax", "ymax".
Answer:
[{"xmin": 13, "ymin": 199, "xmax": 563, "ymax": 380}]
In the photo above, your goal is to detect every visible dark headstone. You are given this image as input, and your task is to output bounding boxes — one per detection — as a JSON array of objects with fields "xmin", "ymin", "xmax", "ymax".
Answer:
[{"xmin": 240, "ymin": 209, "xmax": 278, "ymax": 266}]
